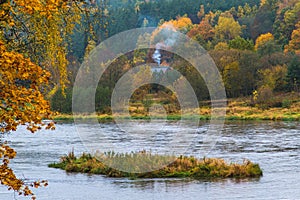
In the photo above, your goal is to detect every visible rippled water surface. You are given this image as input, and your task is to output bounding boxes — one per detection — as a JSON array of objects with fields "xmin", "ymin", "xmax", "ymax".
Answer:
[{"xmin": 0, "ymin": 121, "xmax": 299, "ymax": 200}]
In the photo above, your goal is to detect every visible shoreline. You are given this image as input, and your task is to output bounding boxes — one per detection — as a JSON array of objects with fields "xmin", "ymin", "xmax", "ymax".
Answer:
[
  {"xmin": 53, "ymin": 96, "xmax": 300, "ymax": 122},
  {"xmin": 53, "ymin": 112, "xmax": 300, "ymax": 122}
]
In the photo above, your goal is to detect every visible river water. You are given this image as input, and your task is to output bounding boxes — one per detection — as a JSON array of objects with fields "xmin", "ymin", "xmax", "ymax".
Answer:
[{"xmin": 0, "ymin": 121, "xmax": 299, "ymax": 200}]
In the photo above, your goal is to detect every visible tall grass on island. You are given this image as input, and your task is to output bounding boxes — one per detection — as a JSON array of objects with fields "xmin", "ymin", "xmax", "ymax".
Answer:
[{"xmin": 49, "ymin": 151, "xmax": 263, "ymax": 179}]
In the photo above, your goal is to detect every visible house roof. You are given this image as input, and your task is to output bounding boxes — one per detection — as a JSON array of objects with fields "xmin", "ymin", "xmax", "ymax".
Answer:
[{"xmin": 151, "ymin": 66, "xmax": 169, "ymax": 73}]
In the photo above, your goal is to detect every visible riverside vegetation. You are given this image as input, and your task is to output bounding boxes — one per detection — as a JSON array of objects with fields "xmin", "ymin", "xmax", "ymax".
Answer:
[
  {"xmin": 49, "ymin": 151, "xmax": 263, "ymax": 179},
  {"xmin": 54, "ymin": 93, "xmax": 300, "ymax": 122}
]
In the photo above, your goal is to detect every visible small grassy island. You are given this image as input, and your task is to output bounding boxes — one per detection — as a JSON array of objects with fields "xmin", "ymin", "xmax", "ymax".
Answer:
[{"xmin": 49, "ymin": 152, "xmax": 263, "ymax": 179}]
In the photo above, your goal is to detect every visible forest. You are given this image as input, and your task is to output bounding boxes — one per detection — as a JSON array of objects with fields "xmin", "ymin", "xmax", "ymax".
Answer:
[{"xmin": 47, "ymin": 0, "xmax": 300, "ymax": 113}]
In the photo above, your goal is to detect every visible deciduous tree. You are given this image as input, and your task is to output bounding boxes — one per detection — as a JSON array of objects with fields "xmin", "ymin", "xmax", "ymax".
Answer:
[
  {"xmin": 229, "ymin": 36, "xmax": 254, "ymax": 50},
  {"xmin": 258, "ymin": 65, "xmax": 288, "ymax": 92},
  {"xmin": 214, "ymin": 15, "xmax": 242, "ymax": 41},
  {"xmin": 0, "ymin": 0, "xmax": 82, "ymax": 93},
  {"xmin": 285, "ymin": 21, "xmax": 300, "ymax": 55},
  {"xmin": 286, "ymin": 55, "xmax": 300, "ymax": 91},
  {"xmin": 0, "ymin": 40, "xmax": 53, "ymax": 199},
  {"xmin": 273, "ymin": 2, "xmax": 300, "ymax": 45},
  {"xmin": 187, "ymin": 19, "xmax": 215, "ymax": 41},
  {"xmin": 223, "ymin": 61, "xmax": 242, "ymax": 97},
  {"xmin": 0, "ymin": 0, "xmax": 83, "ymax": 198},
  {"xmin": 251, "ymin": 0, "xmax": 277, "ymax": 39},
  {"xmin": 255, "ymin": 32, "xmax": 274, "ymax": 50}
]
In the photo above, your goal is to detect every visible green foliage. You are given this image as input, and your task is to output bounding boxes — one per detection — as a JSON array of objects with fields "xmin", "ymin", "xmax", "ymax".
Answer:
[
  {"xmin": 229, "ymin": 36, "xmax": 254, "ymax": 50},
  {"xmin": 286, "ymin": 56, "xmax": 300, "ymax": 91},
  {"xmin": 282, "ymin": 99, "xmax": 292, "ymax": 108},
  {"xmin": 95, "ymin": 86, "xmax": 112, "ymax": 113},
  {"xmin": 172, "ymin": 60, "xmax": 210, "ymax": 101},
  {"xmin": 105, "ymin": 0, "xmax": 261, "ymax": 35},
  {"xmin": 223, "ymin": 61, "xmax": 242, "ymax": 97},
  {"xmin": 273, "ymin": 2, "xmax": 300, "ymax": 45},
  {"xmin": 210, "ymin": 49, "xmax": 259, "ymax": 97},
  {"xmin": 251, "ymin": 2, "xmax": 277, "ymax": 39},
  {"xmin": 238, "ymin": 51, "xmax": 260, "ymax": 95},
  {"xmin": 257, "ymin": 40, "xmax": 281, "ymax": 56},
  {"xmin": 51, "ymin": 86, "xmax": 112, "ymax": 114},
  {"xmin": 50, "ymin": 88, "xmax": 73, "ymax": 114}
]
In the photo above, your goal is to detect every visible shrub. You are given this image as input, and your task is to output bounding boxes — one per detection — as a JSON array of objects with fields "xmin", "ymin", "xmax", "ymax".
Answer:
[
  {"xmin": 282, "ymin": 99, "xmax": 292, "ymax": 108},
  {"xmin": 50, "ymin": 88, "xmax": 72, "ymax": 113}
]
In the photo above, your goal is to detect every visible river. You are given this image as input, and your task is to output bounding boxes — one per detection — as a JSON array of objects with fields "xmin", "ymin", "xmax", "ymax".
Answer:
[{"xmin": 0, "ymin": 121, "xmax": 299, "ymax": 200}]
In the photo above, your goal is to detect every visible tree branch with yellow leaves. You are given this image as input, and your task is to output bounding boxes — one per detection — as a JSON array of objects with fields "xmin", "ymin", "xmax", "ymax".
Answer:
[{"xmin": 0, "ymin": 0, "xmax": 86, "ymax": 198}]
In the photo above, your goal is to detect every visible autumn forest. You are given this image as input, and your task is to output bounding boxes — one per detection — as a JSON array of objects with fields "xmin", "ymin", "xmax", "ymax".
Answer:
[
  {"xmin": 48, "ymin": 0, "xmax": 300, "ymax": 113},
  {"xmin": 0, "ymin": 0, "xmax": 300, "ymax": 198}
]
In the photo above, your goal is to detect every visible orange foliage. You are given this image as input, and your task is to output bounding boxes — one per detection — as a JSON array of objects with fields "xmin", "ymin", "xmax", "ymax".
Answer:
[
  {"xmin": 0, "ymin": 0, "xmax": 81, "ymax": 93},
  {"xmin": 254, "ymin": 32, "xmax": 274, "ymax": 50},
  {"xmin": 187, "ymin": 19, "xmax": 215, "ymax": 40},
  {"xmin": 0, "ymin": 1, "xmax": 83, "ymax": 198},
  {"xmin": 0, "ymin": 41, "xmax": 54, "ymax": 133},
  {"xmin": 172, "ymin": 16, "xmax": 193, "ymax": 31},
  {"xmin": 0, "ymin": 41, "xmax": 52, "ymax": 199},
  {"xmin": 154, "ymin": 16, "xmax": 192, "ymax": 35},
  {"xmin": 151, "ymin": 16, "xmax": 193, "ymax": 46},
  {"xmin": 0, "ymin": 1, "xmax": 79, "ymax": 197},
  {"xmin": 0, "ymin": 143, "xmax": 48, "ymax": 198},
  {"xmin": 0, "ymin": 145, "xmax": 21, "ymax": 191},
  {"xmin": 0, "ymin": 0, "xmax": 70, "ymax": 19}
]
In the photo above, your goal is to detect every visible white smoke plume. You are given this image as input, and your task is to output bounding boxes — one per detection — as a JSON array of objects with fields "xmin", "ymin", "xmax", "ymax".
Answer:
[{"xmin": 152, "ymin": 24, "xmax": 179, "ymax": 66}]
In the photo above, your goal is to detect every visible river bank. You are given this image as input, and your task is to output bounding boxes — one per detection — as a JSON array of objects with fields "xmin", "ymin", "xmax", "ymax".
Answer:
[{"xmin": 53, "ymin": 98, "xmax": 300, "ymax": 122}]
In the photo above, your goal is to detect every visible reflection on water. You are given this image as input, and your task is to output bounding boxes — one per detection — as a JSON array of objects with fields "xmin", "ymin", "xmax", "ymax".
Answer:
[
  {"xmin": 0, "ymin": 121, "xmax": 299, "ymax": 200},
  {"xmin": 112, "ymin": 177, "xmax": 261, "ymax": 191}
]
